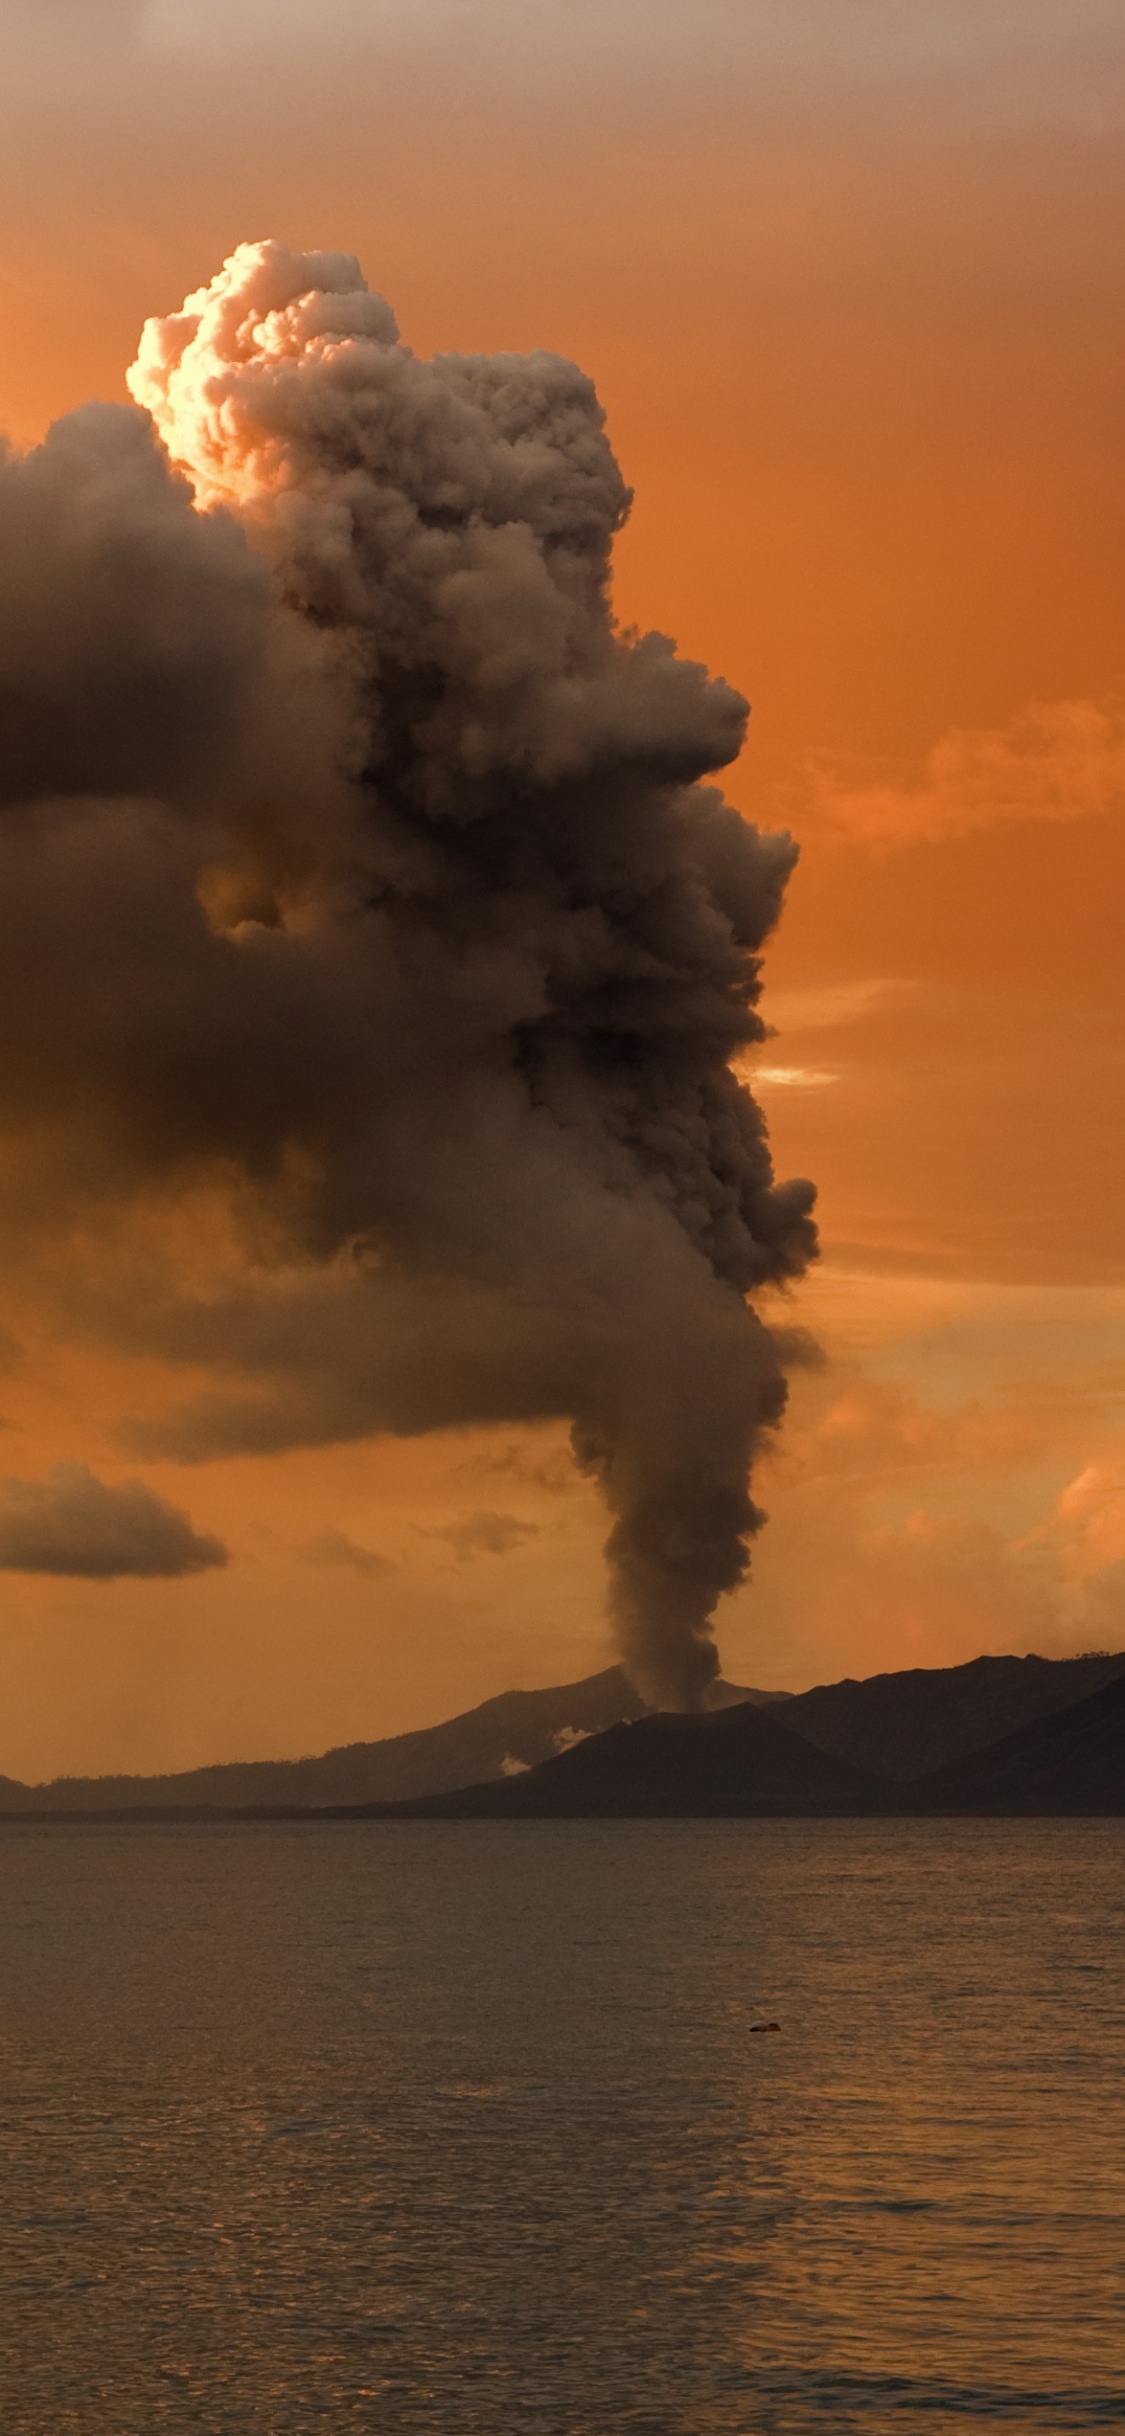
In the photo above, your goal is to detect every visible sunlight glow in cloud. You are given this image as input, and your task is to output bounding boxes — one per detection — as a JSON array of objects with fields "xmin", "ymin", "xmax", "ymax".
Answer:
[{"xmin": 753, "ymin": 1065, "xmax": 839, "ymax": 1090}]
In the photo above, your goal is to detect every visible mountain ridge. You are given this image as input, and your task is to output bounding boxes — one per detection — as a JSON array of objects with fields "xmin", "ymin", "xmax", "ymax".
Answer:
[
  {"xmin": 380, "ymin": 1701, "xmax": 892, "ymax": 1819},
  {"xmin": 780, "ymin": 1650, "xmax": 1125, "ymax": 1783},
  {"xmin": 0, "ymin": 1667, "xmax": 779, "ymax": 1814},
  {"xmin": 372, "ymin": 1660, "xmax": 1125, "ymax": 1820},
  {"xmin": 909, "ymin": 1666, "xmax": 1125, "ymax": 1813},
  {"xmin": 2, "ymin": 1648, "xmax": 1122, "ymax": 1817}
]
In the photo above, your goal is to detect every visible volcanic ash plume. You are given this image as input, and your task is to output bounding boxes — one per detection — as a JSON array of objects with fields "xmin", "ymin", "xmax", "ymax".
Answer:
[{"xmin": 1, "ymin": 240, "xmax": 814, "ymax": 1706}]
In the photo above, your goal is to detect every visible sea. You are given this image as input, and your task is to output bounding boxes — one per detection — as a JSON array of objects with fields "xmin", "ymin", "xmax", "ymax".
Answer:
[{"xmin": 0, "ymin": 1818, "xmax": 1122, "ymax": 2435}]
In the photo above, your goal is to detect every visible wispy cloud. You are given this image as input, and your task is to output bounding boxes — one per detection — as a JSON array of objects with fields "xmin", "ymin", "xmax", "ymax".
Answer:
[
  {"xmin": 423, "ymin": 1510, "xmax": 540, "ymax": 1564},
  {"xmin": 301, "ymin": 1526, "xmax": 394, "ymax": 1580},
  {"xmin": 757, "ymin": 980, "xmax": 910, "ymax": 1034},
  {"xmin": 807, "ymin": 696, "xmax": 1125, "ymax": 845}
]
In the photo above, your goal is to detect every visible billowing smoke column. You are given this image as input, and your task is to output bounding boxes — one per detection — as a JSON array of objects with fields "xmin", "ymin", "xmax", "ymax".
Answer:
[{"xmin": 0, "ymin": 242, "xmax": 814, "ymax": 1707}]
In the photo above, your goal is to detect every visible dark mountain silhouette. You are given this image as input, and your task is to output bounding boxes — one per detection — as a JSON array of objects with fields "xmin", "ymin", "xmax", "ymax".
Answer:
[
  {"xmin": 782, "ymin": 1651, "xmax": 1125, "ymax": 1784},
  {"xmin": 371, "ymin": 1659, "xmax": 1125, "ymax": 1821},
  {"xmin": 0, "ymin": 1667, "xmax": 778, "ymax": 1815},
  {"xmin": 378, "ymin": 1701, "xmax": 891, "ymax": 1818},
  {"xmin": 3, "ymin": 1648, "xmax": 1122, "ymax": 1822},
  {"xmin": 908, "ymin": 1667, "xmax": 1125, "ymax": 1813}
]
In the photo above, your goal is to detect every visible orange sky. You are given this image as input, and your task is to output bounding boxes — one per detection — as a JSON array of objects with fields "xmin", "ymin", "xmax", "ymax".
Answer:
[{"xmin": 0, "ymin": 0, "xmax": 1122, "ymax": 1777}]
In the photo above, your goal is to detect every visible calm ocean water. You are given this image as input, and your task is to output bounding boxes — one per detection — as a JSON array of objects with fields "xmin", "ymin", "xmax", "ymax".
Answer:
[{"xmin": 0, "ymin": 1818, "xmax": 1121, "ymax": 2434}]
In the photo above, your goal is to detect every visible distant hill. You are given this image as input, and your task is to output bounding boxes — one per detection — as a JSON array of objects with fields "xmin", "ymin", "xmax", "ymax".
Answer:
[
  {"xmin": 4, "ymin": 1647, "xmax": 1122, "ymax": 1821},
  {"xmin": 782, "ymin": 1652, "xmax": 1125, "ymax": 1784},
  {"xmin": 381, "ymin": 1701, "xmax": 891, "ymax": 1819},
  {"xmin": 371, "ymin": 1658, "xmax": 1125, "ymax": 1820},
  {"xmin": 0, "ymin": 1667, "xmax": 778, "ymax": 1815},
  {"xmin": 910, "ymin": 1668, "xmax": 1125, "ymax": 1813}
]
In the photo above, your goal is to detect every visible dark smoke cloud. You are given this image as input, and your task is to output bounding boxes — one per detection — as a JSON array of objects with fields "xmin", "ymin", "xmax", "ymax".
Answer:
[
  {"xmin": 0, "ymin": 240, "xmax": 814, "ymax": 1705},
  {"xmin": 0, "ymin": 1461, "xmax": 226, "ymax": 1578}
]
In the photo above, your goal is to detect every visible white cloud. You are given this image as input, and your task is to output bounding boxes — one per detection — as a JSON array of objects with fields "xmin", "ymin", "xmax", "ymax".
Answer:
[{"xmin": 753, "ymin": 1065, "xmax": 839, "ymax": 1090}]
